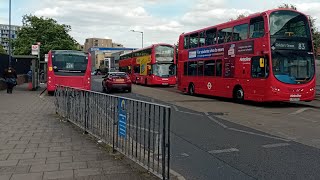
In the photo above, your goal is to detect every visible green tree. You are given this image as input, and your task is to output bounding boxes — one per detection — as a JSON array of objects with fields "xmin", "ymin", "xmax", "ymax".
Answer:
[
  {"xmin": 14, "ymin": 15, "xmax": 77, "ymax": 59},
  {"xmin": 230, "ymin": 14, "xmax": 247, "ymax": 21},
  {"xmin": 0, "ymin": 44, "xmax": 6, "ymax": 54},
  {"xmin": 278, "ymin": 3, "xmax": 297, "ymax": 10}
]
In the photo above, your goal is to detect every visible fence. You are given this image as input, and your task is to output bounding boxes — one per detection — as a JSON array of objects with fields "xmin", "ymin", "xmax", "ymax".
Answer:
[{"xmin": 54, "ymin": 85, "xmax": 171, "ymax": 180}]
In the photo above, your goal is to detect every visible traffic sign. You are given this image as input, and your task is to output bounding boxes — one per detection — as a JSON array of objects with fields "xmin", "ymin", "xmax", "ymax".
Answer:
[
  {"xmin": 118, "ymin": 98, "xmax": 127, "ymax": 138},
  {"xmin": 31, "ymin": 45, "xmax": 40, "ymax": 55}
]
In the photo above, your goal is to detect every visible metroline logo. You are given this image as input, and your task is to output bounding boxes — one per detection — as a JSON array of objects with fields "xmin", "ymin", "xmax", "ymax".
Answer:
[{"xmin": 239, "ymin": 57, "xmax": 251, "ymax": 62}]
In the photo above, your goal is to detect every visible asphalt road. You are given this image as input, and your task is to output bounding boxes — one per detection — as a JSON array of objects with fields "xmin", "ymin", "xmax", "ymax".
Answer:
[{"xmin": 92, "ymin": 76, "xmax": 320, "ymax": 180}]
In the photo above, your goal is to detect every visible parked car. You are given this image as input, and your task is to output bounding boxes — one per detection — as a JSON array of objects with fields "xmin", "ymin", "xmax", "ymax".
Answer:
[{"xmin": 102, "ymin": 72, "xmax": 132, "ymax": 93}]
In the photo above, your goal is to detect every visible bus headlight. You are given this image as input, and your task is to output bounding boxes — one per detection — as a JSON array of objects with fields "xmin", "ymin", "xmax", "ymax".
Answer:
[
  {"xmin": 88, "ymin": 78, "xmax": 90, "ymax": 80},
  {"xmin": 310, "ymin": 88, "xmax": 314, "ymax": 91}
]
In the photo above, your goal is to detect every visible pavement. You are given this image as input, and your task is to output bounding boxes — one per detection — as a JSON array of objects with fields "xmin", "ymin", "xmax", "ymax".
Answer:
[
  {"xmin": 91, "ymin": 76, "xmax": 320, "ymax": 180},
  {"xmin": 0, "ymin": 84, "xmax": 157, "ymax": 180}
]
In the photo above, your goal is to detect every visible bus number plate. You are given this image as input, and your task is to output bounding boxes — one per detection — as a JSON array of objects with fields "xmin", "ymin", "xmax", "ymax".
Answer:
[{"xmin": 290, "ymin": 98, "xmax": 300, "ymax": 102}]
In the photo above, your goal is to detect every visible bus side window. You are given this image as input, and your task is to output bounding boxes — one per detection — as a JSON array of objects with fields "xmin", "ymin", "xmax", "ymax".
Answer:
[
  {"xmin": 184, "ymin": 36, "xmax": 189, "ymax": 49},
  {"xmin": 197, "ymin": 61, "xmax": 204, "ymax": 76},
  {"xmin": 205, "ymin": 28, "xmax": 217, "ymax": 46},
  {"xmin": 233, "ymin": 24, "xmax": 248, "ymax": 41},
  {"xmin": 189, "ymin": 33, "xmax": 199, "ymax": 48},
  {"xmin": 199, "ymin": 31, "xmax": 206, "ymax": 47},
  {"xmin": 204, "ymin": 60, "xmax": 215, "ymax": 76},
  {"xmin": 188, "ymin": 61, "xmax": 197, "ymax": 76},
  {"xmin": 216, "ymin": 60, "xmax": 222, "ymax": 76},
  {"xmin": 218, "ymin": 28, "xmax": 232, "ymax": 44},
  {"xmin": 250, "ymin": 16, "xmax": 265, "ymax": 38},
  {"xmin": 251, "ymin": 56, "xmax": 268, "ymax": 78},
  {"xmin": 134, "ymin": 65, "xmax": 140, "ymax": 73}
]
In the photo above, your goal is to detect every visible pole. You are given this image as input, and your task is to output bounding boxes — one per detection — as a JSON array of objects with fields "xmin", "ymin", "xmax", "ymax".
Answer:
[
  {"xmin": 8, "ymin": 0, "xmax": 11, "ymax": 67},
  {"xmin": 37, "ymin": 46, "xmax": 40, "ymax": 88},
  {"xmin": 141, "ymin": 32, "xmax": 143, "ymax": 48}
]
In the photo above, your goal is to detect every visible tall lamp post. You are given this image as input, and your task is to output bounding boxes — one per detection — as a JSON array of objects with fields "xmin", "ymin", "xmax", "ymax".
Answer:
[
  {"xmin": 8, "ymin": 0, "xmax": 12, "ymax": 67},
  {"xmin": 130, "ymin": 30, "xmax": 143, "ymax": 48}
]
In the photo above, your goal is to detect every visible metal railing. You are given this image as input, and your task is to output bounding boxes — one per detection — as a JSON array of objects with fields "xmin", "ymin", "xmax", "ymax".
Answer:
[{"xmin": 54, "ymin": 85, "xmax": 171, "ymax": 180}]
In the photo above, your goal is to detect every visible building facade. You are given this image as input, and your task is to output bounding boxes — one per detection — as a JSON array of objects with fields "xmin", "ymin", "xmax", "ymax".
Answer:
[
  {"xmin": 0, "ymin": 24, "xmax": 21, "ymax": 54},
  {"xmin": 89, "ymin": 47, "xmax": 136, "ymax": 72},
  {"xmin": 84, "ymin": 38, "xmax": 123, "ymax": 52}
]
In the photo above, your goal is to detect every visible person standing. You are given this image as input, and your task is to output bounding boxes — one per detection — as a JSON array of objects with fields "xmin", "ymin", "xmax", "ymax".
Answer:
[{"xmin": 3, "ymin": 67, "xmax": 17, "ymax": 94}]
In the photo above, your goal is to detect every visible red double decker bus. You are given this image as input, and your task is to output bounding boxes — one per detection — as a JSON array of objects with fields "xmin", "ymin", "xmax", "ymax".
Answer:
[
  {"xmin": 177, "ymin": 9, "xmax": 316, "ymax": 102},
  {"xmin": 119, "ymin": 43, "xmax": 176, "ymax": 86},
  {"xmin": 47, "ymin": 50, "xmax": 91, "ymax": 95}
]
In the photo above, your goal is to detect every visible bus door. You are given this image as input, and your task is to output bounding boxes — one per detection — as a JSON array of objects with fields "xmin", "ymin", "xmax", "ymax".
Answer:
[{"xmin": 249, "ymin": 56, "xmax": 268, "ymax": 98}]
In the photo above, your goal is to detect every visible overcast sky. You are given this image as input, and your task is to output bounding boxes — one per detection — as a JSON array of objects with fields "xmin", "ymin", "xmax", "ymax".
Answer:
[{"xmin": 0, "ymin": 0, "xmax": 320, "ymax": 49}]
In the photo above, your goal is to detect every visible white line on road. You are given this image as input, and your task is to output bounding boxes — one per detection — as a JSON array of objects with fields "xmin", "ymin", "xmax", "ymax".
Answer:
[
  {"xmin": 172, "ymin": 105, "xmax": 203, "ymax": 116},
  {"xmin": 207, "ymin": 116, "xmax": 228, "ymax": 129},
  {"xmin": 289, "ymin": 108, "xmax": 311, "ymax": 115},
  {"xmin": 228, "ymin": 128, "xmax": 291, "ymax": 142},
  {"xmin": 172, "ymin": 105, "xmax": 179, "ymax": 111},
  {"xmin": 208, "ymin": 148, "xmax": 239, "ymax": 154},
  {"xmin": 262, "ymin": 143, "xmax": 290, "ymax": 148},
  {"xmin": 180, "ymin": 153, "xmax": 189, "ymax": 157}
]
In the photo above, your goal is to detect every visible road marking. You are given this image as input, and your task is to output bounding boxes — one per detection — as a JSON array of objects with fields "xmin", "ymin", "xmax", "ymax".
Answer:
[
  {"xmin": 170, "ymin": 169, "xmax": 187, "ymax": 180},
  {"xmin": 172, "ymin": 105, "xmax": 179, "ymax": 111},
  {"xmin": 207, "ymin": 116, "xmax": 228, "ymax": 128},
  {"xmin": 262, "ymin": 143, "xmax": 290, "ymax": 148},
  {"xmin": 289, "ymin": 108, "xmax": 311, "ymax": 115},
  {"xmin": 208, "ymin": 148, "xmax": 239, "ymax": 154},
  {"xmin": 172, "ymin": 105, "xmax": 203, "ymax": 116},
  {"xmin": 180, "ymin": 153, "xmax": 189, "ymax": 157},
  {"xmin": 228, "ymin": 128, "xmax": 291, "ymax": 142}
]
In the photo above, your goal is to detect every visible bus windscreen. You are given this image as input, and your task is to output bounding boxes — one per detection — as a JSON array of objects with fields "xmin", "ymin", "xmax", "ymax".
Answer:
[{"xmin": 52, "ymin": 52, "xmax": 88, "ymax": 76}]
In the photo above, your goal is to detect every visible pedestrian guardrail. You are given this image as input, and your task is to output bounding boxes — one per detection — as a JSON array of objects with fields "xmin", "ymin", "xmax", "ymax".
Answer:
[{"xmin": 54, "ymin": 85, "xmax": 171, "ymax": 180}]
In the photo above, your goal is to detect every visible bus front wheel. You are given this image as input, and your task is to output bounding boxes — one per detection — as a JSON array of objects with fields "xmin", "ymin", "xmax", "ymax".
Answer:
[
  {"xmin": 233, "ymin": 86, "xmax": 244, "ymax": 103},
  {"xmin": 188, "ymin": 83, "xmax": 195, "ymax": 96}
]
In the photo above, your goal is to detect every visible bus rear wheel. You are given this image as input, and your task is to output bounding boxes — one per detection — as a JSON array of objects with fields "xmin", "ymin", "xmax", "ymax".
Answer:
[
  {"xmin": 233, "ymin": 86, "xmax": 244, "ymax": 103},
  {"xmin": 188, "ymin": 83, "xmax": 195, "ymax": 96}
]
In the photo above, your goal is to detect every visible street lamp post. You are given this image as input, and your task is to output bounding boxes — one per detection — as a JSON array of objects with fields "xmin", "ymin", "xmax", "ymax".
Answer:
[
  {"xmin": 130, "ymin": 30, "xmax": 143, "ymax": 48},
  {"xmin": 8, "ymin": 0, "xmax": 12, "ymax": 67}
]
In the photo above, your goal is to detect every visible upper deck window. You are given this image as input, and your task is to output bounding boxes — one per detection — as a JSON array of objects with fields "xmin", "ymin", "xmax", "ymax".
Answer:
[
  {"xmin": 250, "ymin": 16, "xmax": 265, "ymax": 38},
  {"xmin": 190, "ymin": 33, "xmax": 199, "ymax": 48},
  {"xmin": 205, "ymin": 28, "xmax": 217, "ymax": 46},
  {"xmin": 218, "ymin": 28, "xmax": 232, "ymax": 44},
  {"xmin": 270, "ymin": 10, "xmax": 310, "ymax": 38},
  {"xmin": 233, "ymin": 24, "xmax": 248, "ymax": 41}
]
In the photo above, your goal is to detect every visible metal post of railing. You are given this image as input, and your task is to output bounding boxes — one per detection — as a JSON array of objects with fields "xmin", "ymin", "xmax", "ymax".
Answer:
[
  {"xmin": 112, "ymin": 97, "xmax": 116, "ymax": 153},
  {"xmin": 84, "ymin": 91, "xmax": 88, "ymax": 134},
  {"xmin": 162, "ymin": 107, "xmax": 166, "ymax": 180},
  {"xmin": 167, "ymin": 108, "xmax": 171, "ymax": 180}
]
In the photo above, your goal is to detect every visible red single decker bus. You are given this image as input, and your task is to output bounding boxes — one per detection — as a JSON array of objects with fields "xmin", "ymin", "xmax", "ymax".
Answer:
[
  {"xmin": 177, "ymin": 8, "xmax": 316, "ymax": 102},
  {"xmin": 47, "ymin": 50, "xmax": 91, "ymax": 94},
  {"xmin": 119, "ymin": 43, "xmax": 176, "ymax": 86}
]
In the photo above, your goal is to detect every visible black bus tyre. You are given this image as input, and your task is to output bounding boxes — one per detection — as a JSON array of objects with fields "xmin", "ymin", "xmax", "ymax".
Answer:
[
  {"xmin": 188, "ymin": 83, "xmax": 195, "ymax": 96},
  {"xmin": 234, "ymin": 86, "xmax": 244, "ymax": 103}
]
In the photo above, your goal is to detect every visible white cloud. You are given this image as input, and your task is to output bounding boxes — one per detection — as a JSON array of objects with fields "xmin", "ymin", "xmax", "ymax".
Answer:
[
  {"xmin": 2, "ymin": 0, "xmax": 320, "ymax": 48},
  {"xmin": 34, "ymin": 7, "xmax": 63, "ymax": 17}
]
